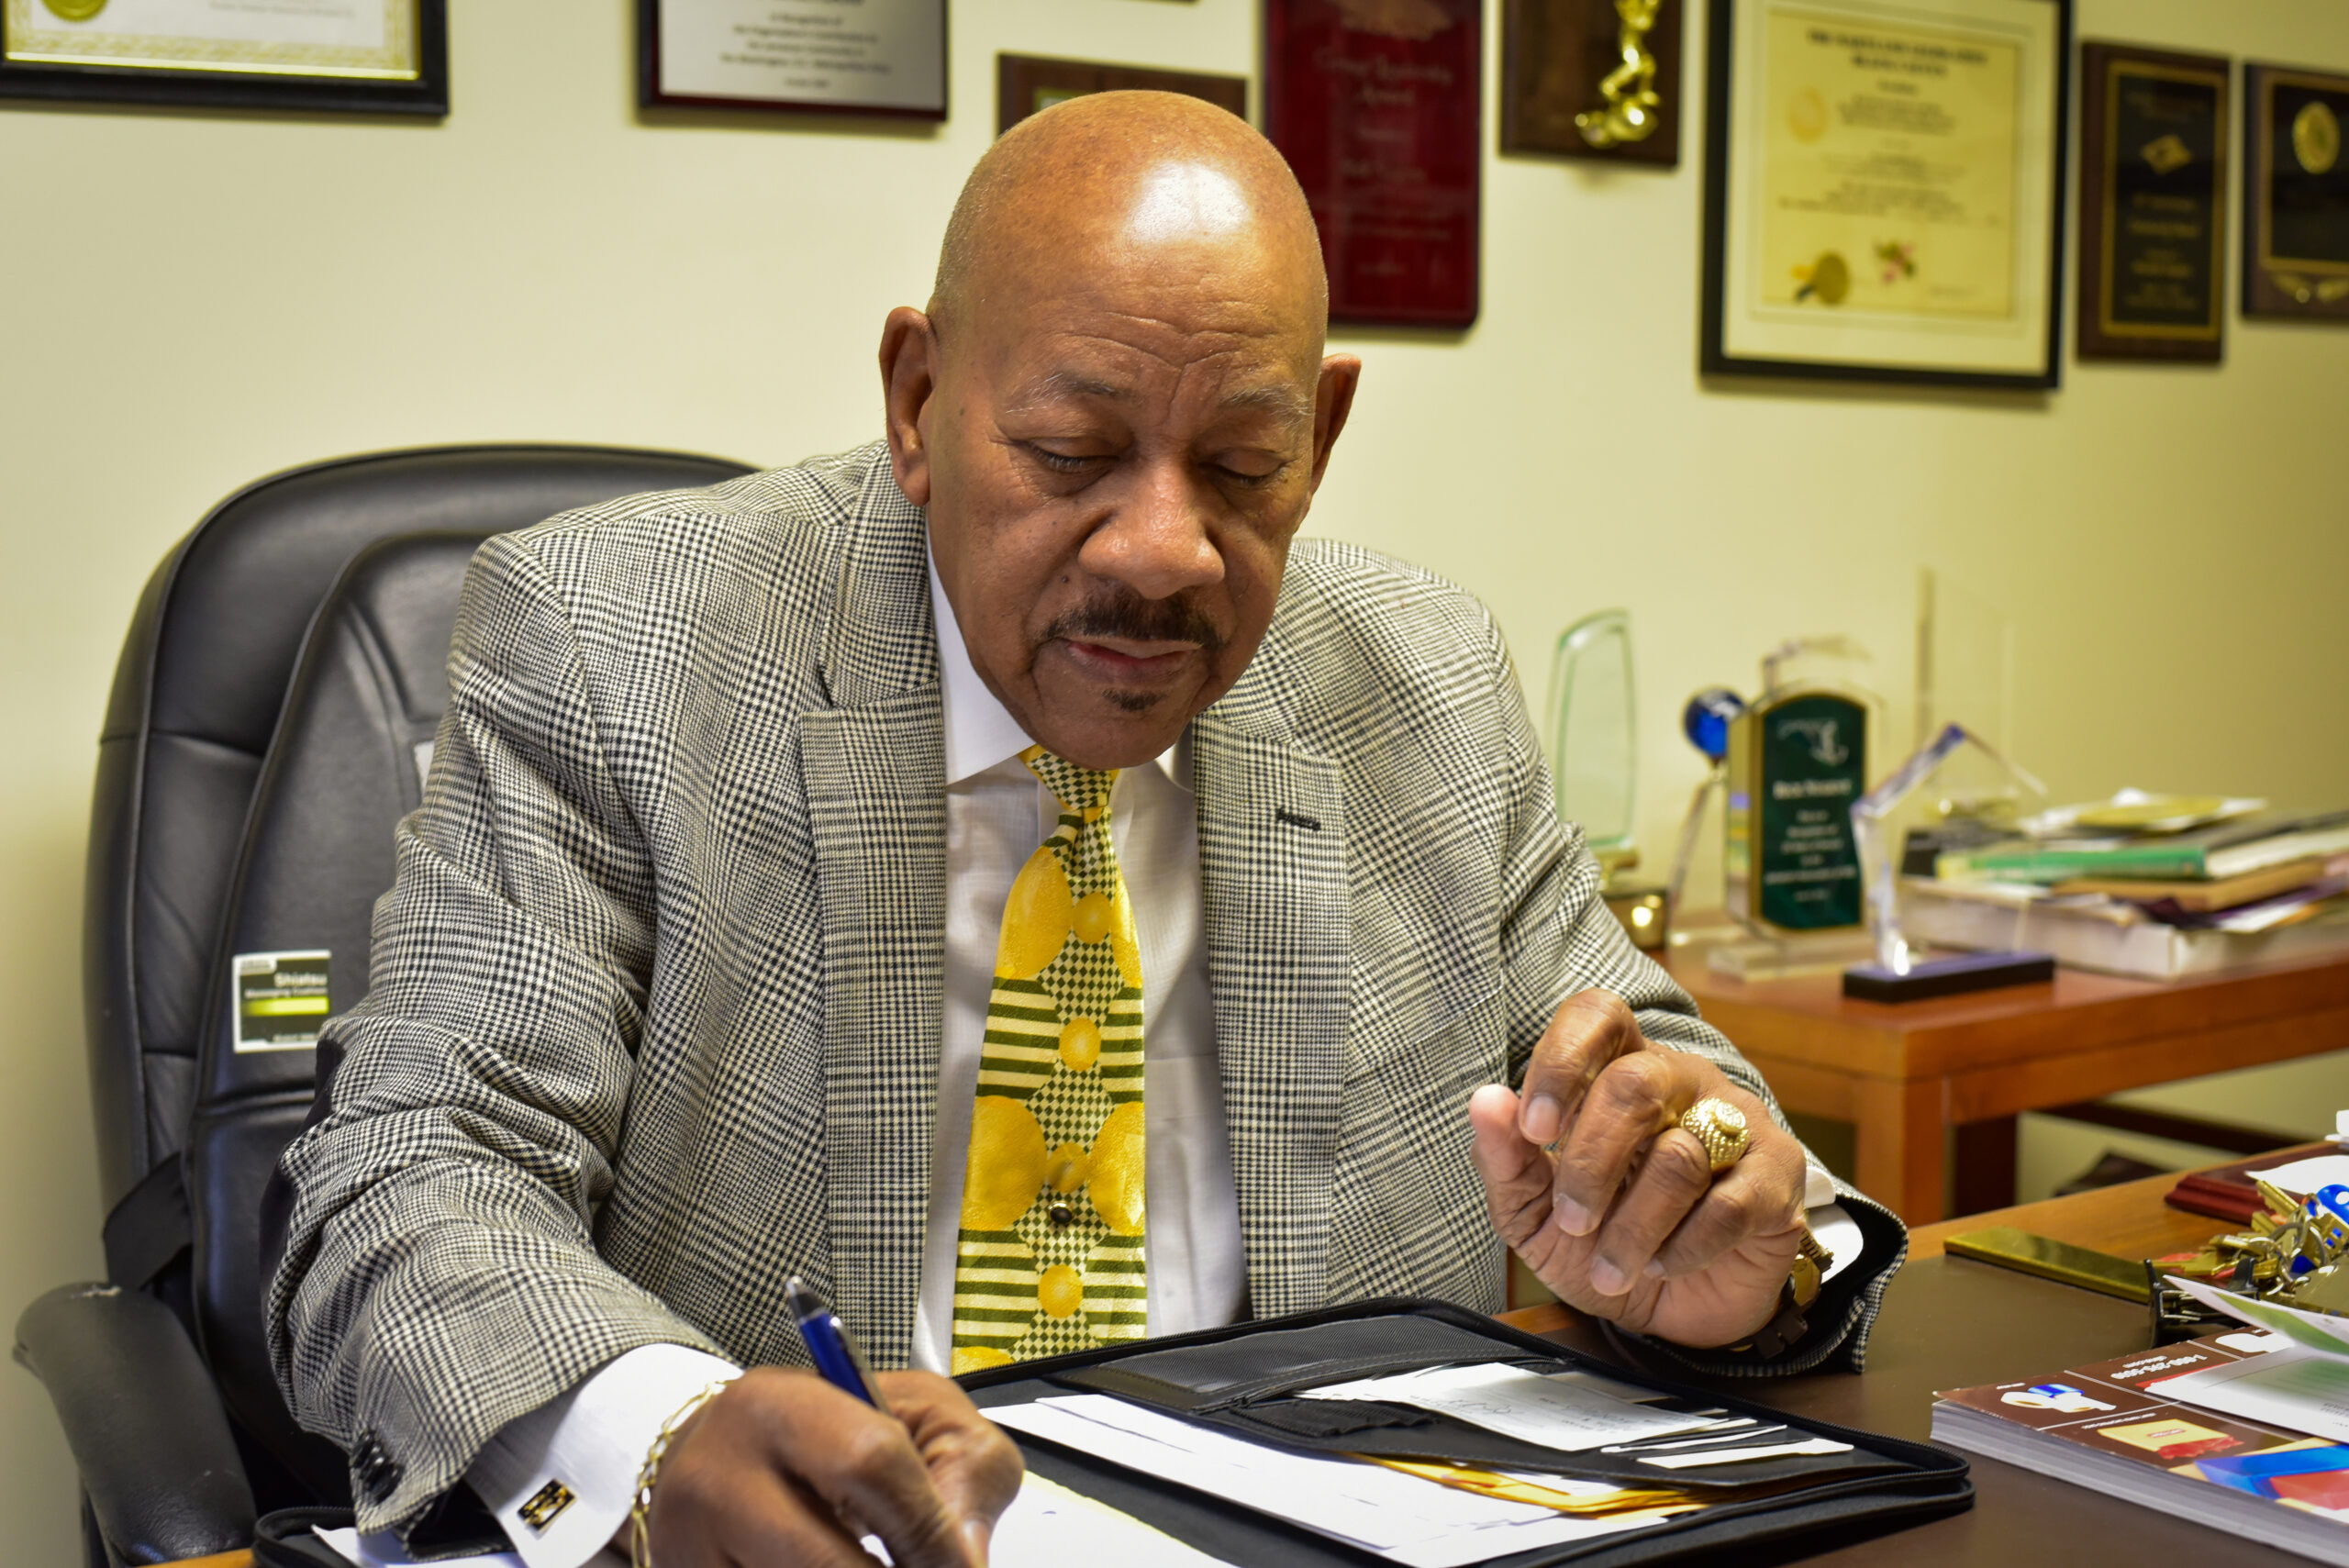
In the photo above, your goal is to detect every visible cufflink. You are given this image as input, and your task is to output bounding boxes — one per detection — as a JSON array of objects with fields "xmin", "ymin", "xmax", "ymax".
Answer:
[{"xmin": 518, "ymin": 1478, "xmax": 576, "ymax": 1532}]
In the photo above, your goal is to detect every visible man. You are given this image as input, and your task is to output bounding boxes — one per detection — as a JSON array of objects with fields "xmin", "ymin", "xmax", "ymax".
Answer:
[{"xmin": 269, "ymin": 92, "xmax": 1900, "ymax": 1568}]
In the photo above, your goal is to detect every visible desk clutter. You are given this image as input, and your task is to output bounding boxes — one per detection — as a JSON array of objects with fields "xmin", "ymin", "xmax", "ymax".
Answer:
[
  {"xmin": 965, "ymin": 1300, "xmax": 1970, "ymax": 1566},
  {"xmin": 1909, "ymin": 793, "xmax": 2349, "ymax": 981}
]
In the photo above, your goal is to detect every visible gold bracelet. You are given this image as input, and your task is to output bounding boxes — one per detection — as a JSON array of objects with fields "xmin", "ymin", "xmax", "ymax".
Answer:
[{"xmin": 629, "ymin": 1377, "xmax": 737, "ymax": 1568}]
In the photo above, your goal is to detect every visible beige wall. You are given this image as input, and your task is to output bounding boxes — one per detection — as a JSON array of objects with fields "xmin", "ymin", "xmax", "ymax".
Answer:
[{"xmin": 4, "ymin": 0, "xmax": 2344, "ymax": 1554}]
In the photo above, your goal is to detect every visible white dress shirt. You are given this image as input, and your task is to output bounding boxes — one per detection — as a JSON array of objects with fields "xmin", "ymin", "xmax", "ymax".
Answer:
[{"xmin": 463, "ymin": 555, "xmax": 1245, "ymax": 1568}]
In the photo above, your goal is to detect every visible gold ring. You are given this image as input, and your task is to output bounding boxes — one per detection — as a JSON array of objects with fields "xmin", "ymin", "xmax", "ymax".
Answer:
[{"xmin": 1678, "ymin": 1097, "xmax": 1750, "ymax": 1174}]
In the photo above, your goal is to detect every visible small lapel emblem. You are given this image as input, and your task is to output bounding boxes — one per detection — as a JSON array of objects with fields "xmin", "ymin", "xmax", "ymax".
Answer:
[{"xmin": 1275, "ymin": 807, "xmax": 1323, "ymax": 831}]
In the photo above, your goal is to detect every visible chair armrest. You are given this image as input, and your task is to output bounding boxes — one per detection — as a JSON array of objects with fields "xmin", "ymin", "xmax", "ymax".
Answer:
[{"xmin": 15, "ymin": 1282, "xmax": 257, "ymax": 1565}]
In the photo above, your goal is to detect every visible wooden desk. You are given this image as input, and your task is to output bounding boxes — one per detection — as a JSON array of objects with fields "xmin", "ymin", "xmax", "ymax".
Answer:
[
  {"xmin": 1500, "ymin": 1151, "xmax": 2318, "ymax": 1565},
  {"xmin": 1663, "ymin": 944, "xmax": 2349, "ymax": 1224}
]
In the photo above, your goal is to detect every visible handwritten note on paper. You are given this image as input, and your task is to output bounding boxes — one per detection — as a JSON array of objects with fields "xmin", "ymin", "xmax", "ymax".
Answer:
[{"xmin": 1298, "ymin": 1363, "xmax": 1714, "ymax": 1452}]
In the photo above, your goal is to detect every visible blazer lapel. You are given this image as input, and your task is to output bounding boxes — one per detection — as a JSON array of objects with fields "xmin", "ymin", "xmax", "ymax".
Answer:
[
  {"xmin": 797, "ymin": 458, "xmax": 944, "ymax": 1367},
  {"xmin": 1191, "ymin": 691, "xmax": 1349, "ymax": 1318}
]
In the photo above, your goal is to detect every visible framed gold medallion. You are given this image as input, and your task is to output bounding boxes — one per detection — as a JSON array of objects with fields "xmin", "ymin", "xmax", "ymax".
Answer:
[
  {"xmin": 1699, "ymin": 0, "xmax": 2070, "ymax": 388},
  {"xmin": 0, "ymin": 0, "xmax": 445, "ymax": 115},
  {"xmin": 2243, "ymin": 62, "xmax": 2349, "ymax": 322}
]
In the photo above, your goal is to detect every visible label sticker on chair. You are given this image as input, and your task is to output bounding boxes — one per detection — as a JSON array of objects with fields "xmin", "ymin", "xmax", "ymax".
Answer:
[{"xmin": 232, "ymin": 951, "xmax": 330, "ymax": 1051}]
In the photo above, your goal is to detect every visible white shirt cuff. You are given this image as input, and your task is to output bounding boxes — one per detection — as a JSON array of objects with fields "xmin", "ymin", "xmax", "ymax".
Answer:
[{"xmin": 465, "ymin": 1343, "xmax": 742, "ymax": 1568}]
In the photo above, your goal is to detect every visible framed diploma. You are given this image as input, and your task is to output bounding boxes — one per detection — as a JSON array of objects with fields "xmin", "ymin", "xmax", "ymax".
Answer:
[
  {"xmin": 0, "ymin": 0, "xmax": 445, "ymax": 115},
  {"xmin": 1700, "ymin": 0, "xmax": 2069, "ymax": 388},
  {"xmin": 2243, "ymin": 63, "xmax": 2349, "ymax": 322},
  {"xmin": 2076, "ymin": 43, "xmax": 2226, "ymax": 362},
  {"xmin": 1265, "ymin": 0, "xmax": 1481, "ymax": 330},
  {"xmin": 638, "ymin": 0, "xmax": 946, "ymax": 119},
  {"xmin": 996, "ymin": 54, "xmax": 1246, "ymax": 138}
]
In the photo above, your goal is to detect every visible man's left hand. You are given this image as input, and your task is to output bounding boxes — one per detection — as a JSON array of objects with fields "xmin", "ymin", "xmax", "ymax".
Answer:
[{"xmin": 1468, "ymin": 990, "xmax": 1808, "ymax": 1349}]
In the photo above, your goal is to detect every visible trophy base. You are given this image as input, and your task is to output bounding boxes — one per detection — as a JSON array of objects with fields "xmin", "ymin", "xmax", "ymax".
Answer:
[{"xmin": 1842, "ymin": 950, "xmax": 2055, "ymax": 1003}]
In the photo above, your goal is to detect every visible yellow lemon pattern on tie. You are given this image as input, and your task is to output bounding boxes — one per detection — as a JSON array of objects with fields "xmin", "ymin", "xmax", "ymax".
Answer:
[{"xmin": 952, "ymin": 746, "xmax": 1146, "ymax": 1373}]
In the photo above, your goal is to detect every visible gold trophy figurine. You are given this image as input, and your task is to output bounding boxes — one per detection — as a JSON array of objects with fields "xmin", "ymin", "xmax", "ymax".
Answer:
[{"xmin": 1577, "ymin": 0, "xmax": 1664, "ymax": 148}]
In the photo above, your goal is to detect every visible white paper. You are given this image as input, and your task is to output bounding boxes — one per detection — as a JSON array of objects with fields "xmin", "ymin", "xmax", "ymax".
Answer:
[
  {"xmin": 2146, "ymin": 1343, "xmax": 2349, "ymax": 1444},
  {"xmin": 2244, "ymin": 1154, "xmax": 2349, "ymax": 1198},
  {"xmin": 1636, "ymin": 1438, "xmax": 1853, "ymax": 1469},
  {"xmin": 994, "ymin": 1472, "xmax": 1239, "ymax": 1567},
  {"xmin": 2167, "ymin": 1275, "xmax": 2349, "ymax": 1359},
  {"xmin": 990, "ymin": 1394, "xmax": 1664, "ymax": 1568},
  {"xmin": 1298, "ymin": 1362, "xmax": 1711, "ymax": 1452}
]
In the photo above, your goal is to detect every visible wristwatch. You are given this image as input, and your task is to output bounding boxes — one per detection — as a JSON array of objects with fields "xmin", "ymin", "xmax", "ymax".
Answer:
[{"xmin": 1731, "ymin": 1226, "xmax": 1835, "ymax": 1360}]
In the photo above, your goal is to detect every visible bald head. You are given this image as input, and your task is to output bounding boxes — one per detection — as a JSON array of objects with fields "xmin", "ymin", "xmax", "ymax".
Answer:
[{"xmin": 930, "ymin": 91, "xmax": 1328, "ymax": 345}]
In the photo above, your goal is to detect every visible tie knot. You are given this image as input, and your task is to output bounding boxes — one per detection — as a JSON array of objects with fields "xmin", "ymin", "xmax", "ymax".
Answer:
[{"xmin": 1021, "ymin": 745, "xmax": 1116, "ymax": 815}]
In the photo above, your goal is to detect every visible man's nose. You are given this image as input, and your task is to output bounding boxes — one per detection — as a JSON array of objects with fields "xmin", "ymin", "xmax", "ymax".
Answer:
[{"xmin": 1079, "ymin": 456, "xmax": 1225, "ymax": 601}]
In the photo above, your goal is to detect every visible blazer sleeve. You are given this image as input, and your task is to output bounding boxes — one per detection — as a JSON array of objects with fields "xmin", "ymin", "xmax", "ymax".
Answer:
[
  {"xmin": 1486, "ymin": 614, "xmax": 1905, "ymax": 1377},
  {"xmin": 265, "ymin": 531, "xmax": 726, "ymax": 1536}
]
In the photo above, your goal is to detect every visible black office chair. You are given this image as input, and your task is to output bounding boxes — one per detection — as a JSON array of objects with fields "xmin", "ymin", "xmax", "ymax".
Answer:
[{"xmin": 14, "ymin": 445, "xmax": 753, "ymax": 1568}]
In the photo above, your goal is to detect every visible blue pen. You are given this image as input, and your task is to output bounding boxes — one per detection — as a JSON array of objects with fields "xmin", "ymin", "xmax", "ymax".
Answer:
[{"xmin": 785, "ymin": 1275, "xmax": 895, "ymax": 1418}]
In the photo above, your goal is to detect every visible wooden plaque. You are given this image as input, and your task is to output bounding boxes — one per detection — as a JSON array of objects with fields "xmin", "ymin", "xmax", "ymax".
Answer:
[
  {"xmin": 996, "ymin": 54, "xmax": 1247, "ymax": 137},
  {"xmin": 2076, "ymin": 42, "xmax": 2227, "ymax": 362},
  {"xmin": 1501, "ymin": 0, "xmax": 1683, "ymax": 166},
  {"xmin": 2243, "ymin": 62, "xmax": 2349, "ymax": 321},
  {"xmin": 1265, "ymin": 0, "xmax": 1482, "ymax": 329}
]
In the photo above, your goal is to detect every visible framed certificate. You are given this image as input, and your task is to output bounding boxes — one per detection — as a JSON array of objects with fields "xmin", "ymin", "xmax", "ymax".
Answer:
[
  {"xmin": 0, "ymin": 0, "xmax": 445, "ymax": 115},
  {"xmin": 639, "ymin": 0, "xmax": 946, "ymax": 119},
  {"xmin": 2243, "ymin": 62, "xmax": 2349, "ymax": 322},
  {"xmin": 1700, "ymin": 0, "xmax": 2069, "ymax": 388},
  {"xmin": 2076, "ymin": 42, "xmax": 2227, "ymax": 362},
  {"xmin": 1265, "ymin": 0, "xmax": 1482, "ymax": 330}
]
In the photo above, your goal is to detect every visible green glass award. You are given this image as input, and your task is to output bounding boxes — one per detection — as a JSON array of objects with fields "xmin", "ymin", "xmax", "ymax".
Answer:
[{"xmin": 1725, "ymin": 639, "xmax": 1871, "ymax": 938}]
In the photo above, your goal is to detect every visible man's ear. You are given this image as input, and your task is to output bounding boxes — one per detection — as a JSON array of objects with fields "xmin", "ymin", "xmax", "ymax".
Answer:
[
  {"xmin": 1307, "ymin": 353, "xmax": 1363, "ymax": 492},
  {"xmin": 880, "ymin": 306, "xmax": 940, "ymax": 506}
]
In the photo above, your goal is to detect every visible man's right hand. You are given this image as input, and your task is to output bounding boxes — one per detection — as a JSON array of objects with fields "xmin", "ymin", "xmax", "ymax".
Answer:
[{"xmin": 645, "ymin": 1366, "xmax": 1024, "ymax": 1567}]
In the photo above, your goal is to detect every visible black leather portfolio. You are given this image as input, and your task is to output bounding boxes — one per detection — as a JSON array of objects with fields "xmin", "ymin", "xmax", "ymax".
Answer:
[{"xmin": 961, "ymin": 1295, "xmax": 1973, "ymax": 1566}]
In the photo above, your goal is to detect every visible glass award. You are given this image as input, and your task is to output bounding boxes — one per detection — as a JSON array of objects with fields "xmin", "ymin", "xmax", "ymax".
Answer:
[
  {"xmin": 1547, "ymin": 610, "xmax": 1664, "ymax": 948},
  {"xmin": 1842, "ymin": 722, "xmax": 2057, "ymax": 1002}
]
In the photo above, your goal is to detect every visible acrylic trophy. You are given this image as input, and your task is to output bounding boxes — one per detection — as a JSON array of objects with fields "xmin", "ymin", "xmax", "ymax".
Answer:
[
  {"xmin": 1841, "ymin": 722, "xmax": 2057, "ymax": 1002},
  {"xmin": 1548, "ymin": 609, "xmax": 1665, "ymax": 949}
]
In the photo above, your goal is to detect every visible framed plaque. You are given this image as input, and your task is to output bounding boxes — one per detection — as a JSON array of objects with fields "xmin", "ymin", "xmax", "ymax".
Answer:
[
  {"xmin": 1501, "ymin": 0, "xmax": 1684, "ymax": 166},
  {"xmin": 639, "ymin": 0, "xmax": 945, "ymax": 119},
  {"xmin": 1700, "ymin": 0, "xmax": 2069, "ymax": 389},
  {"xmin": 0, "ymin": 0, "xmax": 446, "ymax": 115},
  {"xmin": 996, "ymin": 54, "xmax": 1246, "ymax": 137},
  {"xmin": 2076, "ymin": 42, "xmax": 2226, "ymax": 362},
  {"xmin": 1265, "ymin": 0, "xmax": 1481, "ymax": 330},
  {"xmin": 2243, "ymin": 63, "xmax": 2349, "ymax": 322}
]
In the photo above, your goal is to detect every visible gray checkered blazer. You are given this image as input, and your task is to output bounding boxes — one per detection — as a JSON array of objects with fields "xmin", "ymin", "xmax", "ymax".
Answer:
[{"xmin": 268, "ymin": 441, "xmax": 1899, "ymax": 1531}]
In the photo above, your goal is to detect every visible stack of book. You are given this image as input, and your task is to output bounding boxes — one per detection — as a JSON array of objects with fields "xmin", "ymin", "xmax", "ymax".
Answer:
[{"xmin": 1905, "ymin": 795, "xmax": 2349, "ymax": 981}]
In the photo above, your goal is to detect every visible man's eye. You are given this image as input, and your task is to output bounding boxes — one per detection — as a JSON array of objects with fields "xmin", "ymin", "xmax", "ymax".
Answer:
[
  {"xmin": 1216, "ymin": 459, "xmax": 1286, "ymax": 486},
  {"xmin": 1029, "ymin": 445, "xmax": 1102, "ymax": 474}
]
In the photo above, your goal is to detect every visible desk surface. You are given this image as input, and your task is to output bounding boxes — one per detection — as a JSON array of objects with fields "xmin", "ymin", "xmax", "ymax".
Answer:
[
  {"xmin": 158, "ymin": 1160, "xmax": 2302, "ymax": 1568},
  {"xmin": 1661, "ymin": 941, "xmax": 2349, "ymax": 1223}
]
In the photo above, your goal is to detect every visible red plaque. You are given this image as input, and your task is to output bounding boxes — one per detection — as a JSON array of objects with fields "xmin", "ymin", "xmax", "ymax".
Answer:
[{"xmin": 1265, "ymin": 0, "xmax": 1482, "ymax": 329}]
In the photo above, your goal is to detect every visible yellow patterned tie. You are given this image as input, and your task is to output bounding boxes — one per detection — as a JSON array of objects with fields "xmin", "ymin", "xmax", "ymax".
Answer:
[{"xmin": 952, "ymin": 745, "xmax": 1147, "ymax": 1373}]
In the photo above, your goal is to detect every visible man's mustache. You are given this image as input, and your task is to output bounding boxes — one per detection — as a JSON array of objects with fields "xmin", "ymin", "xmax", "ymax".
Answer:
[{"xmin": 1045, "ymin": 592, "xmax": 1227, "ymax": 655}]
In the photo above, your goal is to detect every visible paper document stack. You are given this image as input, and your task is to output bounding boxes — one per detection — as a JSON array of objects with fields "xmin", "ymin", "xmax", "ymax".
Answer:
[{"xmin": 991, "ymin": 1359, "xmax": 1866, "ymax": 1568}]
